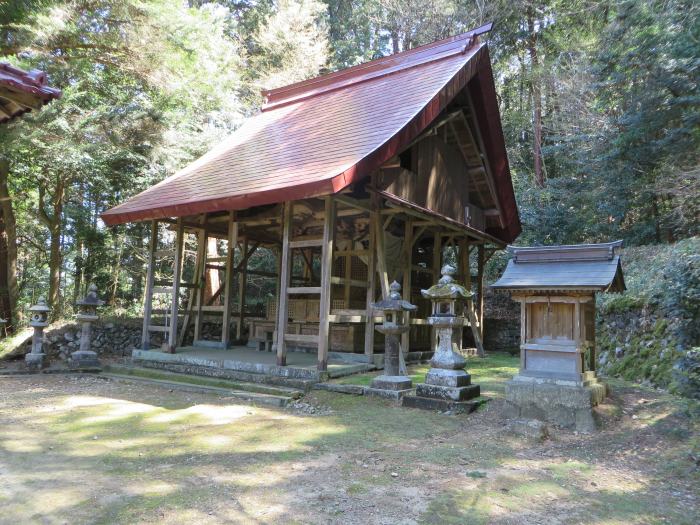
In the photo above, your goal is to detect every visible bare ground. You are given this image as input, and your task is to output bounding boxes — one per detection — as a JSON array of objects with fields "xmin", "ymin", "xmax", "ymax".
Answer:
[{"xmin": 0, "ymin": 367, "xmax": 698, "ymax": 524}]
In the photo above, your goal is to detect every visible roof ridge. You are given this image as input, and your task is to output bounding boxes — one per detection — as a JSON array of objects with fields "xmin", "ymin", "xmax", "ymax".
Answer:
[{"xmin": 261, "ymin": 22, "xmax": 493, "ymax": 111}]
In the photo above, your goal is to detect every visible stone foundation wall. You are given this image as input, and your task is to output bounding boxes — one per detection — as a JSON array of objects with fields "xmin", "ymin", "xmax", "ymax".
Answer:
[{"xmin": 462, "ymin": 318, "xmax": 520, "ymax": 354}]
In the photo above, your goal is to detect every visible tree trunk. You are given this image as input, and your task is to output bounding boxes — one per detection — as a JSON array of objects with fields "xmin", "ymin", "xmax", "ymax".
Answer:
[
  {"xmin": 39, "ymin": 178, "xmax": 65, "ymax": 314},
  {"xmin": 0, "ymin": 157, "xmax": 18, "ymax": 330},
  {"xmin": 527, "ymin": 7, "xmax": 545, "ymax": 188}
]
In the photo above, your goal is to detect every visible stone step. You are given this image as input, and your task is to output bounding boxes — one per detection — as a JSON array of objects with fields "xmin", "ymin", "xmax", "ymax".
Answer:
[
  {"xmin": 103, "ymin": 365, "xmax": 305, "ymax": 399},
  {"xmin": 98, "ymin": 372, "xmax": 294, "ymax": 408},
  {"xmin": 129, "ymin": 360, "xmax": 318, "ymax": 392}
]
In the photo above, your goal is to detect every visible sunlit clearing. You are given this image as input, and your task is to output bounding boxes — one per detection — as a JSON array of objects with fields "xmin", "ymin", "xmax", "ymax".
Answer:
[{"xmin": 148, "ymin": 404, "xmax": 250, "ymax": 425}]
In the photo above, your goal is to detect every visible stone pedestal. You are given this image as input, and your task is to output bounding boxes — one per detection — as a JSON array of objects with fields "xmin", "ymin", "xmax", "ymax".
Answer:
[
  {"xmin": 25, "ymin": 298, "xmax": 50, "ymax": 371},
  {"xmin": 364, "ymin": 281, "xmax": 416, "ymax": 400},
  {"xmin": 68, "ymin": 349, "xmax": 101, "ymax": 370},
  {"xmin": 25, "ymin": 351, "xmax": 47, "ymax": 371},
  {"xmin": 70, "ymin": 284, "xmax": 103, "ymax": 371},
  {"xmin": 504, "ymin": 373, "xmax": 608, "ymax": 432},
  {"xmin": 402, "ymin": 266, "xmax": 481, "ymax": 414}
]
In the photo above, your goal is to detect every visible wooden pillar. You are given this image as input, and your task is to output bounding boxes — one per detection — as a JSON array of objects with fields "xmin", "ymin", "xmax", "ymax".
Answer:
[
  {"xmin": 317, "ymin": 196, "xmax": 335, "ymax": 371},
  {"xmin": 166, "ymin": 218, "xmax": 185, "ymax": 353},
  {"xmin": 276, "ymin": 202, "xmax": 292, "ymax": 366},
  {"xmin": 236, "ymin": 237, "xmax": 249, "ymax": 340},
  {"xmin": 373, "ymin": 199, "xmax": 390, "ymax": 298},
  {"xmin": 477, "ymin": 244, "xmax": 485, "ymax": 344},
  {"xmin": 141, "ymin": 220, "xmax": 157, "ymax": 350},
  {"xmin": 193, "ymin": 227, "xmax": 209, "ymax": 344},
  {"xmin": 519, "ymin": 299, "xmax": 526, "ymax": 371},
  {"xmin": 430, "ymin": 232, "xmax": 442, "ymax": 349},
  {"xmin": 456, "ymin": 238, "xmax": 469, "ymax": 350},
  {"xmin": 401, "ymin": 219, "xmax": 413, "ymax": 354},
  {"xmin": 364, "ymin": 207, "xmax": 377, "ymax": 359},
  {"xmin": 179, "ymin": 217, "xmax": 207, "ymax": 348},
  {"xmin": 222, "ymin": 211, "xmax": 237, "ymax": 348},
  {"xmin": 574, "ymin": 300, "xmax": 582, "ymax": 375}
]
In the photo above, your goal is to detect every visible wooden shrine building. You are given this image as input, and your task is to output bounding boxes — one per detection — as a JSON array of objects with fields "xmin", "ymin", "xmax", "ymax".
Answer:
[{"xmin": 102, "ymin": 22, "xmax": 521, "ymax": 375}]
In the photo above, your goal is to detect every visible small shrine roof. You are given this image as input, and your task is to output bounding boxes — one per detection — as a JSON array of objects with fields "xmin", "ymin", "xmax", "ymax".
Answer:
[{"xmin": 491, "ymin": 241, "xmax": 626, "ymax": 292}]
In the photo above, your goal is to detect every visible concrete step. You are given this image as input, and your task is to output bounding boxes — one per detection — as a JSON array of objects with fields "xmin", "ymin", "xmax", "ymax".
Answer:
[
  {"xmin": 103, "ymin": 365, "xmax": 304, "ymax": 399},
  {"xmin": 121, "ymin": 360, "xmax": 318, "ymax": 392},
  {"xmin": 99, "ymin": 371, "xmax": 294, "ymax": 408}
]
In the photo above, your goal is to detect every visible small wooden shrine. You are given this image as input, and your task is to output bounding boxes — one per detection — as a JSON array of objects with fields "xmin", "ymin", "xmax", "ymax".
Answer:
[{"xmin": 491, "ymin": 241, "xmax": 625, "ymax": 430}]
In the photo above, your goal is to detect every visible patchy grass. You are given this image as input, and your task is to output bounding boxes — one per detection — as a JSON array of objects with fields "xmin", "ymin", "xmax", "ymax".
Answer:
[
  {"xmin": 0, "ymin": 359, "xmax": 698, "ymax": 524},
  {"xmin": 334, "ymin": 353, "xmax": 519, "ymax": 398},
  {"xmin": 0, "ymin": 327, "xmax": 32, "ymax": 360}
]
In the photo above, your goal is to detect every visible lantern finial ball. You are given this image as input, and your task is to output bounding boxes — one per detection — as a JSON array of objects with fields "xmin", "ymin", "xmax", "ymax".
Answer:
[{"xmin": 389, "ymin": 280, "xmax": 401, "ymax": 299}]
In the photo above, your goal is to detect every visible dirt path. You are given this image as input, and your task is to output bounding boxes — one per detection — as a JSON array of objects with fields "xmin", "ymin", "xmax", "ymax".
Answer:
[{"xmin": 0, "ymin": 374, "xmax": 697, "ymax": 524}]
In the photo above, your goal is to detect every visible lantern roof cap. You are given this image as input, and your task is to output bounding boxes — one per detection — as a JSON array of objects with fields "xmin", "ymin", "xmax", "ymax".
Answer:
[
  {"xmin": 29, "ymin": 297, "xmax": 50, "ymax": 312},
  {"xmin": 421, "ymin": 265, "xmax": 472, "ymax": 300},
  {"xmin": 77, "ymin": 284, "xmax": 105, "ymax": 306},
  {"xmin": 372, "ymin": 281, "xmax": 417, "ymax": 311}
]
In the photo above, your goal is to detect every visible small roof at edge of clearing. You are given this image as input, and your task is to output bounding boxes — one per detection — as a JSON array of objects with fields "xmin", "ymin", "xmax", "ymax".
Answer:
[
  {"xmin": 490, "ymin": 240, "xmax": 626, "ymax": 293},
  {"xmin": 0, "ymin": 62, "xmax": 62, "ymax": 123}
]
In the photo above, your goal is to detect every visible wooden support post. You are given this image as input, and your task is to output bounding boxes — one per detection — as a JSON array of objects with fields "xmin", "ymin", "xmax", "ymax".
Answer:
[
  {"xmin": 166, "ymin": 218, "xmax": 185, "ymax": 353},
  {"xmin": 193, "ymin": 227, "xmax": 209, "ymax": 343},
  {"xmin": 141, "ymin": 220, "xmax": 157, "ymax": 350},
  {"xmin": 237, "ymin": 237, "xmax": 249, "ymax": 340},
  {"xmin": 520, "ymin": 300, "xmax": 526, "ymax": 371},
  {"xmin": 457, "ymin": 238, "xmax": 469, "ymax": 350},
  {"xmin": 477, "ymin": 244, "xmax": 485, "ymax": 351},
  {"xmin": 222, "ymin": 211, "xmax": 237, "ymax": 348},
  {"xmin": 364, "ymin": 207, "xmax": 376, "ymax": 359},
  {"xmin": 317, "ymin": 196, "xmax": 336, "ymax": 371},
  {"xmin": 430, "ymin": 232, "xmax": 442, "ymax": 350},
  {"xmin": 374, "ymin": 207, "xmax": 390, "ymax": 298},
  {"xmin": 180, "ymin": 216, "xmax": 207, "ymax": 347},
  {"xmin": 276, "ymin": 202, "xmax": 292, "ymax": 366},
  {"xmin": 401, "ymin": 219, "xmax": 413, "ymax": 354}
]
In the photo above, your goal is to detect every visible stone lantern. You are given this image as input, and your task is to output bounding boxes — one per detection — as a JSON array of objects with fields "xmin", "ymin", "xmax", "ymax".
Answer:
[
  {"xmin": 68, "ymin": 284, "xmax": 104, "ymax": 370},
  {"xmin": 25, "ymin": 297, "xmax": 50, "ymax": 370},
  {"xmin": 365, "ymin": 281, "xmax": 417, "ymax": 399},
  {"xmin": 403, "ymin": 265, "xmax": 481, "ymax": 413}
]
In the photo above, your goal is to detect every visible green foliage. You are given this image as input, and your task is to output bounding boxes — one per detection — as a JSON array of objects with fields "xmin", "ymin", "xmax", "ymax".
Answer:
[{"xmin": 597, "ymin": 239, "xmax": 699, "ymax": 393}]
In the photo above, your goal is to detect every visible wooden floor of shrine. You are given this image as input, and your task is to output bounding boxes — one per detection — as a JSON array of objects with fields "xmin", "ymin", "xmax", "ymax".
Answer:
[{"xmin": 131, "ymin": 345, "xmax": 377, "ymax": 381}]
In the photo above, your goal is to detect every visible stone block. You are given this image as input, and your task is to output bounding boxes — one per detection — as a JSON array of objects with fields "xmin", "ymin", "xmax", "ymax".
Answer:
[
  {"xmin": 371, "ymin": 375, "xmax": 413, "ymax": 391},
  {"xmin": 402, "ymin": 395, "xmax": 481, "ymax": 414},
  {"xmin": 504, "ymin": 377, "xmax": 608, "ymax": 432},
  {"xmin": 68, "ymin": 350, "xmax": 101, "ymax": 370},
  {"xmin": 425, "ymin": 369, "xmax": 471, "ymax": 387},
  {"xmin": 364, "ymin": 387, "xmax": 413, "ymax": 401},
  {"xmin": 415, "ymin": 383, "xmax": 480, "ymax": 402},
  {"xmin": 25, "ymin": 353, "xmax": 46, "ymax": 371}
]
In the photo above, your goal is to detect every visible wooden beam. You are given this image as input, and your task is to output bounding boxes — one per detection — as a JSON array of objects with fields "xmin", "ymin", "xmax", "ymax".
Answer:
[
  {"xmin": 222, "ymin": 211, "xmax": 238, "ymax": 348},
  {"xmin": 374, "ymin": 202, "xmax": 390, "ymax": 298},
  {"xmin": 166, "ymin": 218, "xmax": 185, "ymax": 353},
  {"xmin": 141, "ymin": 220, "xmax": 158, "ymax": 350},
  {"xmin": 180, "ymin": 215, "xmax": 207, "ymax": 347},
  {"xmin": 401, "ymin": 219, "xmax": 413, "ymax": 355},
  {"xmin": 477, "ymin": 243, "xmax": 485, "ymax": 351},
  {"xmin": 276, "ymin": 202, "xmax": 292, "ymax": 366},
  {"xmin": 236, "ymin": 237, "xmax": 249, "ymax": 340},
  {"xmin": 317, "ymin": 196, "xmax": 335, "ymax": 371},
  {"xmin": 364, "ymin": 204, "xmax": 377, "ymax": 359}
]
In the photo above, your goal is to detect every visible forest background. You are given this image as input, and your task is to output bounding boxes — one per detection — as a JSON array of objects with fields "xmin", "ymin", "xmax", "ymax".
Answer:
[{"xmin": 0, "ymin": 0, "xmax": 697, "ymax": 368}]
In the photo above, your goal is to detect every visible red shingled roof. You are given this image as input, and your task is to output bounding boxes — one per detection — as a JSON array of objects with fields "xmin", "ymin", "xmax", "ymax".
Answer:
[
  {"xmin": 0, "ymin": 62, "xmax": 62, "ymax": 123},
  {"xmin": 102, "ymin": 23, "xmax": 520, "ymax": 242}
]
